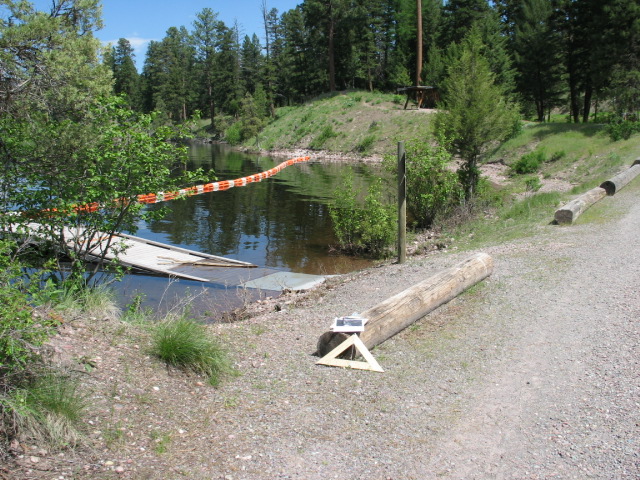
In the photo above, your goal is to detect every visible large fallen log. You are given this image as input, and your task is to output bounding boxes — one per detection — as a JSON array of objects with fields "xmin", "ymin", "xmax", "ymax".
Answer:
[
  {"xmin": 316, "ymin": 252, "xmax": 494, "ymax": 356},
  {"xmin": 600, "ymin": 159, "xmax": 640, "ymax": 195},
  {"xmin": 554, "ymin": 186, "xmax": 607, "ymax": 225}
]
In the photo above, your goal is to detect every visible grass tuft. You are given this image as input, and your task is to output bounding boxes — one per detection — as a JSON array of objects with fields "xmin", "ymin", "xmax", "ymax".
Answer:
[
  {"xmin": 2, "ymin": 370, "xmax": 87, "ymax": 448},
  {"xmin": 150, "ymin": 317, "xmax": 234, "ymax": 386}
]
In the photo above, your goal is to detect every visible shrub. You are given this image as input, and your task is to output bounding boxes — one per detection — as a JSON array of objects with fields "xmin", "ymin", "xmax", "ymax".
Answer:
[
  {"xmin": 0, "ymin": 241, "xmax": 56, "ymax": 379},
  {"xmin": 329, "ymin": 171, "xmax": 396, "ymax": 257},
  {"xmin": 310, "ymin": 125, "xmax": 338, "ymax": 149},
  {"xmin": 150, "ymin": 317, "xmax": 234, "ymax": 386},
  {"xmin": 385, "ymin": 139, "xmax": 464, "ymax": 228},
  {"xmin": 224, "ymin": 122, "xmax": 243, "ymax": 145},
  {"xmin": 354, "ymin": 134, "xmax": 376, "ymax": 153},
  {"xmin": 511, "ymin": 148, "xmax": 546, "ymax": 175},
  {"xmin": 607, "ymin": 120, "xmax": 640, "ymax": 141},
  {"xmin": 525, "ymin": 176, "xmax": 543, "ymax": 192}
]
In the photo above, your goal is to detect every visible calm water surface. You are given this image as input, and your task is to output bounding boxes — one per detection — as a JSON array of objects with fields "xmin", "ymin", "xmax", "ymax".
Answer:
[{"xmin": 115, "ymin": 143, "xmax": 382, "ymax": 315}]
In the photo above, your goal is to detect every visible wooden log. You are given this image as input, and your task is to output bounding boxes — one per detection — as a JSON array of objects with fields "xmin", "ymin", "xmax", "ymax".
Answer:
[
  {"xmin": 554, "ymin": 186, "xmax": 607, "ymax": 225},
  {"xmin": 316, "ymin": 253, "xmax": 493, "ymax": 355},
  {"xmin": 599, "ymin": 159, "xmax": 640, "ymax": 195}
]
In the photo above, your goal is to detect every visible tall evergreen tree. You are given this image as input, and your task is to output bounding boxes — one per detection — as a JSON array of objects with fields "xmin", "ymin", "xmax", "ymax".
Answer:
[
  {"xmin": 142, "ymin": 27, "xmax": 196, "ymax": 121},
  {"xmin": 193, "ymin": 8, "xmax": 222, "ymax": 130},
  {"xmin": 435, "ymin": 28, "xmax": 518, "ymax": 200},
  {"xmin": 213, "ymin": 25, "xmax": 241, "ymax": 116},
  {"xmin": 440, "ymin": 0, "xmax": 490, "ymax": 46},
  {"xmin": 514, "ymin": 0, "xmax": 563, "ymax": 121},
  {"xmin": 240, "ymin": 34, "xmax": 263, "ymax": 95},
  {"xmin": 109, "ymin": 38, "xmax": 140, "ymax": 107},
  {"xmin": 302, "ymin": 0, "xmax": 349, "ymax": 92}
]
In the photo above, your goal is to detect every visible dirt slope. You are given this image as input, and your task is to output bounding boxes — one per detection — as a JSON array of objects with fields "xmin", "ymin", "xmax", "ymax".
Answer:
[{"xmin": 6, "ymin": 183, "xmax": 640, "ymax": 479}]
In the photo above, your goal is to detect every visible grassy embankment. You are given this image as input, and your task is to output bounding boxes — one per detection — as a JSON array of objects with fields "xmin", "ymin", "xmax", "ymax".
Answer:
[{"xmin": 231, "ymin": 90, "xmax": 640, "ymax": 250}]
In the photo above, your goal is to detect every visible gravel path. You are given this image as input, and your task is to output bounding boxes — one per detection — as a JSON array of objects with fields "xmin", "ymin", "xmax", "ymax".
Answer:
[
  {"xmin": 10, "ymin": 183, "xmax": 639, "ymax": 479},
  {"xmin": 209, "ymin": 183, "xmax": 639, "ymax": 479}
]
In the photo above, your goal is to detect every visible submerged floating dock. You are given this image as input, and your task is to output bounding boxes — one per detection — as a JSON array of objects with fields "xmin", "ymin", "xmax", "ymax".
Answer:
[{"xmin": 13, "ymin": 224, "xmax": 325, "ymax": 291}]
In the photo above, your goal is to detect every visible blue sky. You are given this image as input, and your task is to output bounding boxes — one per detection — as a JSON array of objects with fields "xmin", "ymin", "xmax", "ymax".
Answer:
[{"xmin": 33, "ymin": 0, "xmax": 302, "ymax": 67}]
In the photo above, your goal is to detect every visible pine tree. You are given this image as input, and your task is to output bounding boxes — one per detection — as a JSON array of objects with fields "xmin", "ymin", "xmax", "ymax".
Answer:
[
  {"xmin": 110, "ymin": 38, "xmax": 140, "ymax": 108},
  {"xmin": 240, "ymin": 34, "xmax": 263, "ymax": 95},
  {"xmin": 513, "ymin": 0, "xmax": 563, "ymax": 121},
  {"xmin": 193, "ymin": 8, "xmax": 222, "ymax": 130},
  {"xmin": 435, "ymin": 29, "xmax": 519, "ymax": 200}
]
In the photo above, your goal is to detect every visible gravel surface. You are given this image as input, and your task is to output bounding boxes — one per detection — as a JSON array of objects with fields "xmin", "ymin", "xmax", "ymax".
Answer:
[{"xmin": 7, "ymin": 184, "xmax": 639, "ymax": 479}]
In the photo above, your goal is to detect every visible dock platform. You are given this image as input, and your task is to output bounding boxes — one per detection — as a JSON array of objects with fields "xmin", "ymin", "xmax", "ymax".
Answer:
[{"xmin": 12, "ymin": 224, "xmax": 325, "ymax": 291}]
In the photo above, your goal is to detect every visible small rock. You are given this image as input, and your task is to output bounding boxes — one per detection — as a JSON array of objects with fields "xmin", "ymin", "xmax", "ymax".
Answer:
[
  {"xmin": 115, "ymin": 466, "xmax": 125, "ymax": 474},
  {"xmin": 30, "ymin": 456, "xmax": 39, "ymax": 463},
  {"xmin": 104, "ymin": 460, "xmax": 114, "ymax": 466}
]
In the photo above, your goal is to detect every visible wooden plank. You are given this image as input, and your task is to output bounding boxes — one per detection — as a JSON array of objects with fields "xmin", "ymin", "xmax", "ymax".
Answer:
[{"xmin": 316, "ymin": 334, "xmax": 384, "ymax": 372}]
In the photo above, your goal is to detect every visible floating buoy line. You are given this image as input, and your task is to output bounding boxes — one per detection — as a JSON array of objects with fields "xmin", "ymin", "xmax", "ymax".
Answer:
[{"xmin": 73, "ymin": 156, "xmax": 311, "ymax": 213}]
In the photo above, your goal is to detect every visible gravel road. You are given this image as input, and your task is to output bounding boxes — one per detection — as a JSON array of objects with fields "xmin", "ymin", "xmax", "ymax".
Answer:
[
  {"xmin": 10, "ymin": 182, "xmax": 638, "ymax": 480},
  {"xmin": 205, "ymin": 183, "xmax": 639, "ymax": 479}
]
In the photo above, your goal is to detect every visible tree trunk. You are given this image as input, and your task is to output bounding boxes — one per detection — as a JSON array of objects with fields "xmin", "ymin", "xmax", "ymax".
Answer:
[
  {"xmin": 317, "ymin": 253, "xmax": 494, "ymax": 354},
  {"xmin": 328, "ymin": 4, "xmax": 336, "ymax": 92},
  {"xmin": 416, "ymin": 0, "xmax": 422, "ymax": 87},
  {"xmin": 582, "ymin": 80, "xmax": 593, "ymax": 123},
  {"xmin": 209, "ymin": 84, "xmax": 215, "ymax": 132}
]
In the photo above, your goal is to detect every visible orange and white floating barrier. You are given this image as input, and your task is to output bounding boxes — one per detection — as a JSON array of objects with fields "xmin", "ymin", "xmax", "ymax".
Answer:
[
  {"xmin": 69, "ymin": 156, "xmax": 311, "ymax": 213},
  {"xmin": 136, "ymin": 156, "xmax": 311, "ymax": 205}
]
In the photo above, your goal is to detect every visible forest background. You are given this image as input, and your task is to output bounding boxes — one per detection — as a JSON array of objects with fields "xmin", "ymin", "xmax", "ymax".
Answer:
[{"xmin": 106, "ymin": 0, "xmax": 640, "ymax": 132}]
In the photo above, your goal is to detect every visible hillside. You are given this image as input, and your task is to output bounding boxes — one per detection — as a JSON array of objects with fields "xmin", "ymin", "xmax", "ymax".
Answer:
[
  {"xmin": 247, "ymin": 91, "xmax": 434, "ymax": 159},
  {"xmin": 249, "ymin": 91, "xmax": 640, "ymax": 196}
]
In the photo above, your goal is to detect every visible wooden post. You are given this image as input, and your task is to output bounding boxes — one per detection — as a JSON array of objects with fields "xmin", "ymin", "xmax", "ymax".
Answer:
[
  {"xmin": 317, "ymin": 253, "xmax": 494, "ymax": 356},
  {"xmin": 416, "ymin": 0, "xmax": 422, "ymax": 88},
  {"xmin": 398, "ymin": 142, "xmax": 407, "ymax": 264}
]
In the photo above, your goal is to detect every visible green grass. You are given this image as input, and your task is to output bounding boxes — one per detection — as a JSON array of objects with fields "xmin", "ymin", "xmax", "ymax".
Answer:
[
  {"xmin": 489, "ymin": 122, "xmax": 640, "ymax": 187},
  {"xmin": 251, "ymin": 90, "xmax": 433, "ymax": 157},
  {"xmin": 150, "ymin": 316, "xmax": 235, "ymax": 386},
  {"xmin": 2, "ymin": 370, "xmax": 87, "ymax": 448},
  {"xmin": 453, "ymin": 191, "xmax": 562, "ymax": 250}
]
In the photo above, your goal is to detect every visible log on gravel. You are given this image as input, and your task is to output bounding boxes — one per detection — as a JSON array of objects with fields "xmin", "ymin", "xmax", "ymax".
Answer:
[
  {"xmin": 600, "ymin": 159, "xmax": 640, "ymax": 195},
  {"xmin": 554, "ymin": 187, "xmax": 607, "ymax": 225},
  {"xmin": 316, "ymin": 252, "xmax": 494, "ymax": 356}
]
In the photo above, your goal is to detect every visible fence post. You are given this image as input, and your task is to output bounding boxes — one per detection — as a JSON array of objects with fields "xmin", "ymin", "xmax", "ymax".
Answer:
[{"xmin": 398, "ymin": 142, "xmax": 406, "ymax": 264}]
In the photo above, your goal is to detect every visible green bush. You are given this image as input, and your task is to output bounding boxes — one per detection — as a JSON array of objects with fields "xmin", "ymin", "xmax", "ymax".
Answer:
[
  {"xmin": 511, "ymin": 148, "xmax": 546, "ymax": 175},
  {"xmin": 150, "ymin": 317, "xmax": 234, "ymax": 386},
  {"xmin": 329, "ymin": 172, "xmax": 396, "ymax": 257},
  {"xmin": 224, "ymin": 122, "xmax": 243, "ymax": 145},
  {"xmin": 0, "ymin": 241, "xmax": 56, "ymax": 379},
  {"xmin": 354, "ymin": 134, "xmax": 376, "ymax": 153},
  {"xmin": 386, "ymin": 140, "xmax": 464, "ymax": 228},
  {"xmin": 607, "ymin": 120, "xmax": 640, "ymax": 141},
  {"xmin": 310, "ymin": 125, "xmax": 338, "ymax": 149}
]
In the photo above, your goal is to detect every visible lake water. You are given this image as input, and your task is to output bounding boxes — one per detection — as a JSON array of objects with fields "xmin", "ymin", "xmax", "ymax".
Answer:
[{"xmin": 114, "ymin": 143, "xmax": 382, "ymax": 317}]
